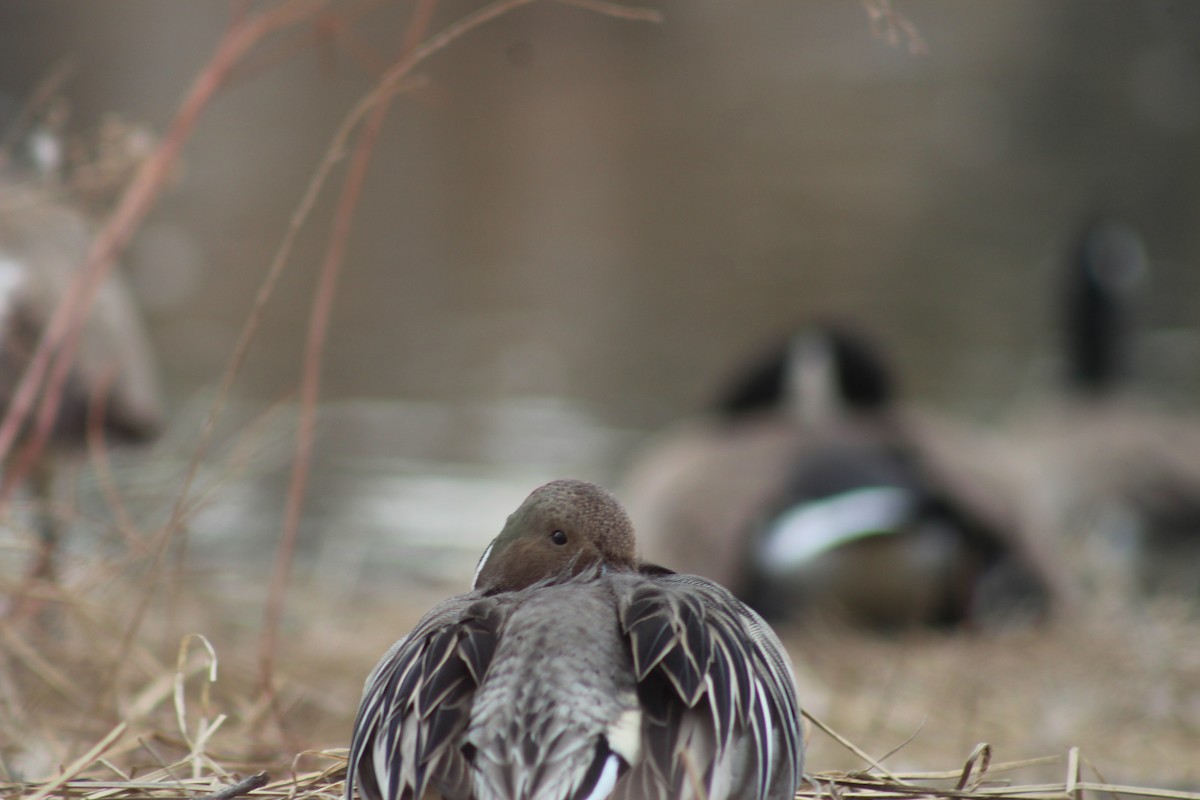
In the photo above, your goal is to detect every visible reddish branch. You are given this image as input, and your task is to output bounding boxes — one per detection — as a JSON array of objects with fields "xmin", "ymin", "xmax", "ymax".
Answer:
[
  {"xmin": 76, "ymin": 0, "xmax": 662, "ymax": 704},
  {"xmin": 99, "ymin": 0, "xmax": 334, "ymax": 700},
  {"xmin": 257, "ymin": 40, "xmax": 399, "ymax": 700},
  {"xmin": 255, "ymin": 0, "xmax": 660, "ymax": 699},
  {"xmin": 0, "ymin": 0, "xmax": 329, "ymax": 498},
  {"xmin": 862, "ymin": 0, "xmax": 926, "ymax": 56},
  {"xmin": 254, "ymin": 0, "xmax": 436, "ymax": 725}
]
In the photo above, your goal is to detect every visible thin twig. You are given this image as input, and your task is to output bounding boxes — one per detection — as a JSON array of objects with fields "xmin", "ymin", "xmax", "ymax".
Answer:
[
  {"xmin": 0, "ymin": 58, "xmax": 76, "ymax": 158},
  {"xmin": 24, "ymin": 723, "xmax": 126, "ymax": 800},
  {"xmin": 0, "ymin": 0, "xmax": 329, "ymax": 491},
  {"xmin": 225, "ymin": 0, "xmax": 394, "ymax": 87},
  {"xmin": 113, "ymin": 0, "xmax": 661, "ymax": 716},
  {"xmin": 553, "ymin": 0, "xmax": 662, "ymax": 23},
  {"xmin": 956, "ymin": 743, "xmax": 993, "ymax": 792},
  {"xmin": 400, "ymin": 0, "xmax": 442, "ymax": 56},
  {"xmin": 86, "ymin": 368, "xmax": 141, "ymax": 547},
  {"xmin": 1064, "ymin": 748, "xmax": 1079, "ymax": 800},
  {"xmin": 0, "ymin": 623, "xmax": 90, "ymax": 709},
  {"xmin": 257, "ymin": 0, "xmax": 436, "ymax": 705},
  {"xmin": 12, "ymin": 756, "xmax": 1200, "ymax": 800},
  {"xmin": 861, "ymin": 0, "xmax": 927, "ymax": 56},
  {"xmin": 803, "ymin": 707, "xmax": 907, "ymax": 784},
  {"xmin": 876, "ymin": 716, "xmax": 927, "ymax": 767},
  {"xmin": 197, "ymin": 770, "xmax": 271, "ymax": 800},
  {"xmin": 99, "ymin": 0, "xmax": 334, "ymax": 701},
  {"xmin": 257, "ymin": 87, "xmax": 394, "ymax": 703}
]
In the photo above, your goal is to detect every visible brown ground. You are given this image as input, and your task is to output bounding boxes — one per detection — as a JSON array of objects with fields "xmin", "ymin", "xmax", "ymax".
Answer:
[{"xmin": 3, "ymin": 557, "xmax": 1199, "ymax": 797}]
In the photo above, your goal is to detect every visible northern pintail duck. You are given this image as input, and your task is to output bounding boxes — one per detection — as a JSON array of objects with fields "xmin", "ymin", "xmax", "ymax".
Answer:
[
  {"xmin": 623, "ymin": 324, "xmax": 1052, "ymax": 628},
  {"xmin": 346, "ymin": 479, "xmax": 804, "ymax": 800},
  {"xmin": 1011, "ymin": 219, "xmax": 1200, "ymax": 603}
]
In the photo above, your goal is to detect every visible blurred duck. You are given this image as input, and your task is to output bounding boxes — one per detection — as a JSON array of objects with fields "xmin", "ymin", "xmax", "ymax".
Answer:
[
  {"xmin": 1014, "ymin": 219, "xmax": 1200, "ymax": 603},
  {"xmin": 347, "ymin": 479, "xmax": 804, "ymax": 800},
  {"xmin": 622, "ymin": 324, "xmax": 1051, "ymax": 629},
  {"xmin": 0, "ymin": 126, "xmax": 164, "ymax": 587}
]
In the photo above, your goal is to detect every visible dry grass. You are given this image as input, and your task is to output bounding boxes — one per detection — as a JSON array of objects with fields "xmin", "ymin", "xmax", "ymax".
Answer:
[
  {"xmin": 8, "ymin": 737, "xmax": 1200, "ymax": 800},
  {"xmin": 3, "ymin": 545, "xmax": 1200, "ymax": 799},
  {"xmin": 788, "ymin": 602, "xmax": 1200, "ymax": 786}
]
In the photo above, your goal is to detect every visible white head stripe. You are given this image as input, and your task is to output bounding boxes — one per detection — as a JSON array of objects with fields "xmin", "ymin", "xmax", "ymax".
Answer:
[{"xmin": 471, "ymin": 540, "xmax": 496, "ymax": 589}]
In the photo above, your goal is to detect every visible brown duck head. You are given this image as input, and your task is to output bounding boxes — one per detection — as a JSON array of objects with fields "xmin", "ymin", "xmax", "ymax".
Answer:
[{"xmin": 472, "ymin": 479, "xmax": 638, "ymax": 593}]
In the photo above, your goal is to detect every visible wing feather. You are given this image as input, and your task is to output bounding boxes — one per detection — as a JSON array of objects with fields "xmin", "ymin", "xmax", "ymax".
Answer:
[
  {"xmin": 347, "ymin": 594, "xmax": 506, "ymax": 800},
  {"xmin": 613, "ymin": 572, "xmax": 804, "ymax": 800},
  {"xmin": 349, "ymin": 570, "xmax": 802, "ymax": 800}
]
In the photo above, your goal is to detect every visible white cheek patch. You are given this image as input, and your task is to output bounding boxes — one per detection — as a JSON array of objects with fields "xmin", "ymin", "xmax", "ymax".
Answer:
[
  {"xmin": 472, "ymin": 541, "xmax": 496, "ymax": 589},
  {"xmin": 756, "ymin": 486, "xmax": 913, "ymax": 572}
]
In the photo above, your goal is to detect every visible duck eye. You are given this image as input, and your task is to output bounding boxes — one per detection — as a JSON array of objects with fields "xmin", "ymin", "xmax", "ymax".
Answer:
[{"xmin": 550, "ymin": 530, "xmax": 568, "ymax": 546}]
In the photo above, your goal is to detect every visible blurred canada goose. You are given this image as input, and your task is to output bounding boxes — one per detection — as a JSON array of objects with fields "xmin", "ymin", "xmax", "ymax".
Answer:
[
  {"xmin": 346, "ymin": 479, "xmax": 804, "ymax": 800},
  {"xmin": 0, "ymin": 171, "xmax": 164, "ymax": 585},
  {"xmin": 1061, "ymin": 218, "xmax": 1144, "ymax": 399},
  {"xmin": 1015, "ymin": 219, "xmax": 1200, "ymax": 602},
  {"xmin": 623, "ymin": 324, "xmax": 1051, "ymax": 629}
]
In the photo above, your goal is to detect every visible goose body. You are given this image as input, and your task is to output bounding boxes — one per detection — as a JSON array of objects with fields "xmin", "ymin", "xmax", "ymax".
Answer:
[
  {"xmin": 346, "ymin": 480, "xmax": 804, "ymax": 800},
  {"xmin": 0, "ymin": 179, "xmax": 163, "ymax": 446},
  {"xmin": 1012, "ymin": 219, "xmax": 1200, "ymax": 603},
  {"xmin": 624, "ymin": 325, "xmax": 1051, "ymax": 628},
  {"xmin": 0, "ymin": 169, "xmax": 163, "ymax": 591},
  {"xmin": 746, "ymin": 426, "xmax": 1006, "ymax": 626}
]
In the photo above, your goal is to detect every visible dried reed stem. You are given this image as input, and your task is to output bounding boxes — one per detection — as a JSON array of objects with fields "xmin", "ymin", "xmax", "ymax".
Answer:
[
  {"xmin": 197, "ymin": 771, "xmax": 271, "ymax": 800},
  {"xmin": 803, "ymin": 708, "xmax": 907, "ymax": 784},
  {"xmin": 258, "ymin": 47, "xmax": 397, "ymax": 705},
  {"xmin": 554, "ymin": 0, "xmax": 662, "ymax": 22},
  {"xmin": 861, "ymin": 0, "xmax": 927, "ymax": 55},
  {"xmin": 10, "ymin": 748, "xmax": 1200, "ymax": 800},
  {"xmin": 23, "ymin": 723, "xmax": 127, "ymax": 800},
  {"xmin": 255, "ymin": 0, "xmax": 445, "ymax": 721},
  {"xmin": 255, "ymin": 0, "xmax": 660, "ymax": 704},
  {"xmin": 99, "ymin": 0, "xmax": 334, "ymax": 699},
  {"xmin": 0, "ymin": 0, "xmax": 330, "ymax": 490},
  {"xmin": 86, "ymin": 370, "xmax": 140, "ymax": 547}
]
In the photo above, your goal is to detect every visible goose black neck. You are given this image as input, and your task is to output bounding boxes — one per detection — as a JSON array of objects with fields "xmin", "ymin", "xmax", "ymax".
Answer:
[
  {"xmin": 1063, "ymin": 221, "xmax": 1140, "ymax": 397},
  {"xmin": 714, "ymin": 325, "xmax": 894, "ymax": 420}
]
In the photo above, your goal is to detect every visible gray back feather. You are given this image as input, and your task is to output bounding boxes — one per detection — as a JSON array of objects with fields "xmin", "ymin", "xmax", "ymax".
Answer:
[{"xmin": 347, "ymin": 570, "xmax": 804, "ymax": 800}]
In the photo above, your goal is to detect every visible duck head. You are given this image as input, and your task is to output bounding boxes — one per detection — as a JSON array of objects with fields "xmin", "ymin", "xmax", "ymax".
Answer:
[{"xmin": 472, "ymin": 479, "xmax": 638, "ymax": 593}]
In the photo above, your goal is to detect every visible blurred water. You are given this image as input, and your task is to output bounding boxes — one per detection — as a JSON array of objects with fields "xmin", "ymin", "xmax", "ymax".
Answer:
[{"xmin": 83, "ymin": 395, "xmax": 637, "ymax": 591}]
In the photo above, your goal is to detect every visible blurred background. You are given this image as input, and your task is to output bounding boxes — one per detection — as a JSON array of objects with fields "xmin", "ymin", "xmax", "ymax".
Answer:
[
  {"xmin": 3, "ymin": 0, "xmax": 1198, "ymax": 579},
  {"xmin": 1, "ymin": 0, "xmax": 1199, "ymax": 789}
]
